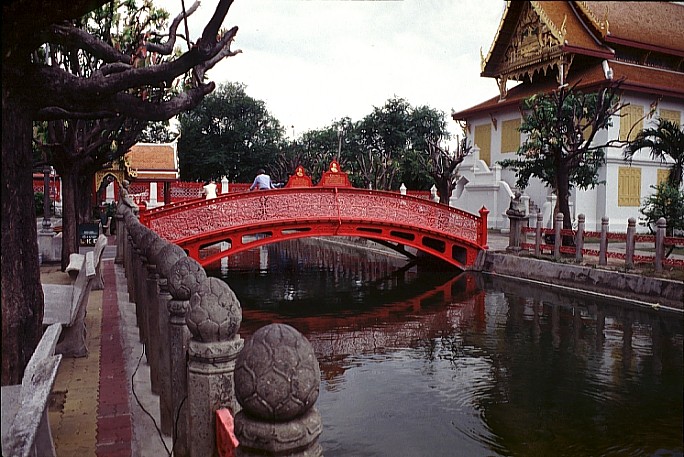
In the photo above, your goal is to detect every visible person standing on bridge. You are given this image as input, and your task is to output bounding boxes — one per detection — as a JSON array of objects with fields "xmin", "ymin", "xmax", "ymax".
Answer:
[{"xmin": 249, "ymin": 169, "xmax": 275, "ymax": 191}]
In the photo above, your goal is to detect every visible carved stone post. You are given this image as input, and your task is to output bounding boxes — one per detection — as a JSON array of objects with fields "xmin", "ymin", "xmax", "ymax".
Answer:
[
  {"xmin": 115, "ymin": 204, "xmax": 126, "ymax": 264},
  {"xmin": 186, "ymin": 277, "xmax": 243, "ymax": 457},
  {"xmin": 140, "ymin": 230, "xmax": 163, "ymax": 395},
  {"xmin": 625, "ymin": 217, "xmax": 636, "ymax": 269},
  {"xmin": 535, "ymin": 212, "xmax": 543, "ymax": 256},
  {"xmin": 153, "ymin": 242, "xmax": 188, "ymax": 436},
  {"xmin": 554, "ymin": 213, "xmax": 563, "ymax": 260},
  {"xmin": 164, "ymin": 256, "xmax": 207, "ymax": 453},
  {"xmin": 655, "ymin": 217, "xmax": 666, "ymax": 273},
  {"xmin": 599, "ymin": 216, "xmax": 609, "ymax": 266},
  {"xmin": 234, "ymin": 323, "xmax": 322, "ymax": 457},
  {"xmin": 575, "ymin": 214, "xmax": 585, "ymax": 263}
]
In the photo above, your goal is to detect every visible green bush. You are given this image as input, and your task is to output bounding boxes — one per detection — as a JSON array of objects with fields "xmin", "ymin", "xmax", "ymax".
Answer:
[{"xmin": 640, "ymin": 182, "xmax": 684, "ymax": 236}]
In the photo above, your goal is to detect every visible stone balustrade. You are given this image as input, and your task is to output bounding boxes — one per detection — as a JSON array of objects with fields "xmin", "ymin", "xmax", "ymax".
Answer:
[
  {"xmin": 115, "ymin": 200, "xmax": 322, "ymax": 457},
  {"xmin": 513, "ymin": 212, "xmax": 684, "ymax": 271}
]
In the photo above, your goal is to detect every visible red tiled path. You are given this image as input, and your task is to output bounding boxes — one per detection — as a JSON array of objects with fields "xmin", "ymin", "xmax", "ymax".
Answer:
[{"xmin": 97, "ymin": 243, "xmax": 132, "ymax": 457}]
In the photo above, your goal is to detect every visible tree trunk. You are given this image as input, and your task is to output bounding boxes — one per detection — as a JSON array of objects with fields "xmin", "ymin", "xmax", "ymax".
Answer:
[
  {"xmin": 77, "ymin": 173, "xmax": 94, "ymax": 224},
  {"xmin": 2, "ymin": 86, "xmax": 44, "ymax": 385},
  {"xmin": 557, "ymin": 171, "xmax": 573, "ymax": 231},
  {"xmin": 437, "ymin": 179, "xmax": 451, "ymax": 205},
  {"xmin": 60, "ymin": 172, "xmax": 80, "ymax": 270}
]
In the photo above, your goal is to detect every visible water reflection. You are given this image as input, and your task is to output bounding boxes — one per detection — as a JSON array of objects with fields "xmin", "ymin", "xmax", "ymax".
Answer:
[{"xmin": 206, "ymin": 238, "xmax": 683, "ymax": 457}]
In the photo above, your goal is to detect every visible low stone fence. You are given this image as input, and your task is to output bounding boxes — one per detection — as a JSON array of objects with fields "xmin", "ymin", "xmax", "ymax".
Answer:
[
  {"xmin": 509, "ymin": 212, "xmax": 684, "ymax": 272},
  {"xmin": 115, "ymin": 201, "xmax": 323, "ymax": 457}
]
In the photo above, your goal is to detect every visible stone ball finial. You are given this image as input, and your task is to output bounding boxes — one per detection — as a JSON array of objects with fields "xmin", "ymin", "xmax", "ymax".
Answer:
[
  {"xmin": 186, "ymin": 277, "xmax": 241, "ymax": 343},
  {"xmin": 156, "ymin": 243, "xmax": 187, "ymax": 278},
  {"xmin": 235, "ymin": 324, "xmax": 320, "ymax": 422},
  {"xmin": 168, "ymin": 256, "xmax": 207, "ymax": 301}
]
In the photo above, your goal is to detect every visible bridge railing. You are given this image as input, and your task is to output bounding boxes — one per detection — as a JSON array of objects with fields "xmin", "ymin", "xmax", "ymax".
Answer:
[
  {"xmin": 115, "ymin": 201, "xmax": 323, "ymax": 456},
  {"xmin": 140, "ymin": 187, "xmax": 489, "ymax": 248}
]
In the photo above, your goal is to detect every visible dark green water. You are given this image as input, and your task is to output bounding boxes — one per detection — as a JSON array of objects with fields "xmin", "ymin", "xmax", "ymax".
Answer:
[{"xmin": 206, "ymin": 238, "xmax": 684, "ymax": 457}]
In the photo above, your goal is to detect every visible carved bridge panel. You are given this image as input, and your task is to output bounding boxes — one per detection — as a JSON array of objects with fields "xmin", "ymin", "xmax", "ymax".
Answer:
[{"xmin": 145, "ymin": 188, "xmax": 481, "ymax": 244}]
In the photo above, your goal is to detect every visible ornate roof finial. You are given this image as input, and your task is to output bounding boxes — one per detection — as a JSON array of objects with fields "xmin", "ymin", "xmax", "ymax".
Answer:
[
  {"xmin": 601, "ymin": 5, "xmax": 610, "ymax": 35},
  {"xmin": 560, "ymin": 14, "xmax": 567, "ymax": 42},
  {"xmin": 480, "ymin": 47, "xmax": 485, "ymax": 72}
]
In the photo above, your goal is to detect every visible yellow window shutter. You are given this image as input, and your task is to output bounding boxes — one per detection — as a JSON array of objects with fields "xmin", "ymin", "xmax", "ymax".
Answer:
[
  {"xmin": 618, "ymin": 166, "xmax": 641, "ymax": 206},
  {"xmin": 657, "ymin": 168, "xmax": 670, "ymax": 186},
  {"xmin": 501, "ymin": 118, "xmax": 521, "ymax": 153},
  {"xmin": 620, "ymin": 105, "xmax": 644, "ymax": 142},
  {"xmin": 474, "ymin": 123, "xmax": 492, "ymax": 166},
  {"xmin": 660, "ymin": 109, "xmax": 681, "ymax": 126}
]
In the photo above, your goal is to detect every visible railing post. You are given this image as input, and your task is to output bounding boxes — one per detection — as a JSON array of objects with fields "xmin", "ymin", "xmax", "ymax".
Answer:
[
  {"xmin": 115, "ymin": 205, "xmax": 126, "ymax": 264},
  {"xmin": 478, "ymin": 206, "xmax": 489, "ymax": 249},
  {"xmin": 655, "ymin": 217, "xmax": 666, "ymax": 273},
  {"xmin": 599, "ymin": 216, "xmax": 609, "ymax": 266},
  {"xmin": 575, "ymin": 214, "xmax": 585, "ymax": 263},
  {"xmin": 625, "ymin": 217, "xmax": 636, "ymax": 269},
  {"xmin": 165, "ymin": 257, "xmax": 207, "ymax": 457},
  {"xmin": 234, "ymin": 324, "xmax": 323, "ymax": 457},
  {"xmin": 554, "ymin": 213, "xmax": 563, "ymax": 260},
  {"xmin": 535, "ymin": 212, "xmax": 542, "ymax": 256},
  {"xmin": 187, "ymin": 278, "xmax": 243, "ymax": 457}
]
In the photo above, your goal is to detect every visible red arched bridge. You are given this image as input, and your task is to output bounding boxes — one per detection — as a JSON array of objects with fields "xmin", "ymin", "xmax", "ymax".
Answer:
[{"xmin": 140, "ymin": 187, "xmax": 489, "ymax": 270}]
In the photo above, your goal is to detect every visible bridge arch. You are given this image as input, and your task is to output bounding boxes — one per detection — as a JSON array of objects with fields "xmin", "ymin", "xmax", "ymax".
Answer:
[{"xmin": 141, "ymin": 188, "xmax": 489, "ymax": 269}]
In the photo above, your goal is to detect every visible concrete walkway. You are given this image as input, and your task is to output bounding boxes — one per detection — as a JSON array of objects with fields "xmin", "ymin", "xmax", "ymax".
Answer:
[{"xmin": 44, "ymin": 236, "xmax": 171, "ymax": 456}]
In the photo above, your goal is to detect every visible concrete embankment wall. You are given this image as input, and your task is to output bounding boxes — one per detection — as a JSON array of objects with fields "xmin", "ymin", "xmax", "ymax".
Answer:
[{"xmin": 474, "ymin": 252, "xmax": 684, "ymax": 312}]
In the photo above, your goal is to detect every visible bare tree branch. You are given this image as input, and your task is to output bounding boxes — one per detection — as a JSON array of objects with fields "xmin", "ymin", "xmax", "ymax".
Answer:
[
  {"xmin": 145, "ymin": 0, "xmax": 200, "ymax": 55},
  {"xmin": 36, "ymin": 82, "xmax": 215, "ymax": 121},
  {"xmin": 43, "ymin": 24, "xmax": 131, "ymax": 64}
]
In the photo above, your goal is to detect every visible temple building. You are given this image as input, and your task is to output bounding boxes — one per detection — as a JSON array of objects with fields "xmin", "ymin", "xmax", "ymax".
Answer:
[
  {"xmin": 96, "ymin": 140, "xmax": 180, "ymax": 208},
  {"xmin": 450, "ymin": 1, "xmax": 684, "ymax": 231}
]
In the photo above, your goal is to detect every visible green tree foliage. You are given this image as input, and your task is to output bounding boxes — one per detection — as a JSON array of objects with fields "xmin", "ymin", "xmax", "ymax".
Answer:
[
  {"xmin": 640, "ymin": 182, "xmax": 684, "ymax": 237},
  {"xmin": 624, "ymin": 118, "xmax": 684, "ymax": 188},
  {"xmin": 499, "ymin": 80, "xmax": 625, "ymax": 229},
  {"xmin": 281, "ymin": 98, "xmax": 449, "ymax": 190},
  {"xmin": 139, "ymin": 120, "xmax": 179, "ymax": 143},
  {"xmin": 177, "ymin": 83, "xmax": 285, "ymax": 182}
]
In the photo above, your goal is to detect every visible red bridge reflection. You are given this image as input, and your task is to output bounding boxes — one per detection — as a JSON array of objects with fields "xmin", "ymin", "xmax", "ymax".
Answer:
[{"xmin": 237, "ymin": 272, "xmax": 486, "ymax": 383}]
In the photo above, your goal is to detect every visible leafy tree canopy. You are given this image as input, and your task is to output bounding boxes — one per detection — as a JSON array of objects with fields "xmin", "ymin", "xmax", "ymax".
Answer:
[
  {"xmin": 177, "ymin": 82, "xmax": 285, "ymax": 182},
  {"xmin": 499, "ymin": 80, "xmax": 625, "ymax": 229},
  {"xmin": 281, "ymin": 97, "xmax": 449, "ymax": 191}
]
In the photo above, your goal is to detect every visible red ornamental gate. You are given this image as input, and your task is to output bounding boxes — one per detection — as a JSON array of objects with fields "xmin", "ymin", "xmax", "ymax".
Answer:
[{"xmin": 140, "ymin": 187, "xmax": 489, "ymax": 269}]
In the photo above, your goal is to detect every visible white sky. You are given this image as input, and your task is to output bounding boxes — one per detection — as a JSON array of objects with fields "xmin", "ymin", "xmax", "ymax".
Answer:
[{"xmin": 156, "ymin": 0, "xmax": 506, "ymax": 142}]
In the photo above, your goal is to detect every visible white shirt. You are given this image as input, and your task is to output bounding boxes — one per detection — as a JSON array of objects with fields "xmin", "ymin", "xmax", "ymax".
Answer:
[{"xmin": 250, "ymin": 174, "xmax": 274, "ymax": 190}]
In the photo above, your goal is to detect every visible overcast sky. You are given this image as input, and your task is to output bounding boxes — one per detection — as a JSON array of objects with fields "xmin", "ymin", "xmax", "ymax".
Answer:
[{"xmin": 157, "ymin": 0, "xmax": 506, "ymax": 142}]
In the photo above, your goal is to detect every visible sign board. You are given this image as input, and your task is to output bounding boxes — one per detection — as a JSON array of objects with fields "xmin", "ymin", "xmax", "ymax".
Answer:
[
  {"xmin": 79, "ymin": 223, "xmax": 99, "ymax": 246},
  {"xmin": 285, "ymin": 165, "xmax": 313, "ymax": 188},
  {"xmin": 317, "ymin": 160, "xmax": 351, "ymax": 188}
]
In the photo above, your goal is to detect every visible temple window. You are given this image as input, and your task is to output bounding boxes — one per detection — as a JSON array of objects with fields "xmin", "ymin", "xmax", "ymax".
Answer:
[
  {"xmin": 474, "ymin": 123, "xmax": 492, "ymax": 166},
  {"xmin": 660, "ymin": 109, "xmax": 681, "ymax": 126},
  {"xmin": 618, "ymin": 166, "xmax": 641, "ymax": 206},
  {"xmin": 620, "ymin": 105, "xmax": 644, "ymax": 142},
  {"xmin": 501, "ymin": 118, "xmax": 521, "ymax": 153}
]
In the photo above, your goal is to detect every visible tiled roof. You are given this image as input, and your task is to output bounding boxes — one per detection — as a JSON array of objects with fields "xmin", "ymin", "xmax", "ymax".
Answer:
[
  {"xmin": 539, "ymin": 2, "xmax": 611, "ymax": 56},
  {"xmin": 584, "ymin": 1, "xmax": 684, "ymax": 55},
  {"xmin": 482, "ymin": 2, "xmax": 684, "ymax": 78},
  {"xmin": 125, "ymin": 143, "xmax": 177, "ymax": 171},
  {"xmin": 453, "ymin": 60, "xmax": 684, "ymax": 120}
]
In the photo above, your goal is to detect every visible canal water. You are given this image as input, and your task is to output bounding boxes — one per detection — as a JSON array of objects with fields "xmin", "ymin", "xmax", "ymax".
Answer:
[{"xmin": 205, "ymin": 238, "xmax": 684, "ymax": 457}]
